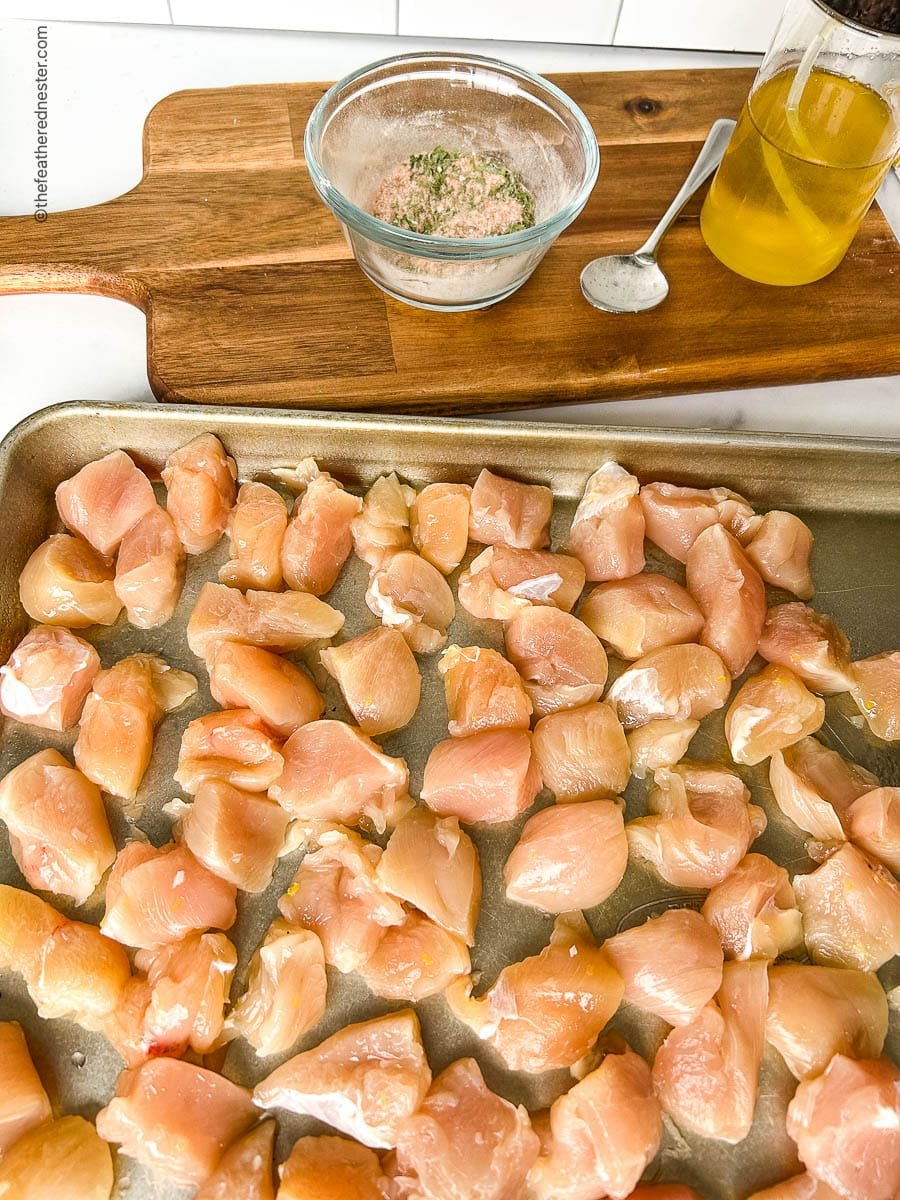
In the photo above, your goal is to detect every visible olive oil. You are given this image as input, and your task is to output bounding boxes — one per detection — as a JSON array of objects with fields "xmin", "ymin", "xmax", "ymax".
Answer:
[{"xmin": 701, "ymin": 67, "xmax": 895, "ymax": 285}]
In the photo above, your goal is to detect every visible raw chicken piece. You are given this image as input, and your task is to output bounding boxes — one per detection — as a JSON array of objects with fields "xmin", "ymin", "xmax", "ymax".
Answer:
[
  {"xmin": 652, "ymin": 959, "xmax": 768, "ymax": 1143},
  {"xmin": 768, "ymin": 737, "xmax": 878, "ymax": 842},
  {"xmin": 504, "ymin": 799, "xmax": 628, "ymax": 913},
  {"xmin": 351, "ymin": 474, "xmax": 415, "ymax": 569},
  {"xmin": 445, "ymin": 913, "xmax": 624, "ymax": 1073},
  {"xmin": 746, "ymin": 1175, "xmax": 842, "ymax": 1200},
  {"xmin": 532, "ymin": 702, "xmax": 630, "ymax": 801},
  {"xmin": 0, "ymin": 625, "xmax": 99, "ymax": 731},
  {"xmin": 603, "ymin": 908, "xmax": 724, "ymax": 1027},
  {"xmin": 606, "ymin": 643, "xmax": 731, "ymax": 730},
  {"xmin": 528, "ymin": 1043, "xmax": 662, "ymax": 1200},
  {"xmin": 410, "ymin": 482, "xmax": 472, "ymax": 575},
  {"xmin": 359, "ymin": 909, "xmax": 471, "ymax": 1001},
  {"xmin": 439, "ymin": 644, "xmax": 532, "ymax": 737},
  {"xmin": 0, "ymin": 884, "xmax": 65, "ymax": 974},
  {"xmin": 279, "ymin": 460, "xmax": 361, "ymax": 594},
  {"xmin": 196, "ymin": 1121, "xmax": 276, "ymax": 1200},
  {"xmin": 627, "ymin": 718, "xmax": 699, "ymax": 780},
  {"xmin": 701, "ymin": 854, "xmax": 803, "ymax": 960},
  {"xmin": 685, "ymin": 524, "xmax": 766, "ymax": 677},
  {"xmin": 175, "ymin": 779, "xmax": 290, "ymax": 892},
  {"xmin": 102, "ymin": 841, "xmax": 237, "ymax": 950},
  {"xmin": 321, "ymin": 627, "xmax": 421, "ymax": 735},
  {"xmin": 846, "ymin": 787, "xmax": 900, "ymax": 873},
  {"xmin": 228, "ymin": 921, "xmax": 326, "ymax": 1056},
  {"xmin": 19, "ymin": 534, "xmax": 121, "ymax": 627},
  {"xmin": 469, "ymin": 468, "xmax": 552, "ymax": 550},
  {"xmin": 757, "ymin": 604, "xmax": 853, "ymax": 694},
  {"xmin": 626, "ymin": 761, "xmax": 766, "ymax": 888},
  {"xmin": 253, "ymin": 1010, "xmax": 431, "ymax": 1149},
  {"xmin": 392, "ymin": 1057, "xmax": 539, "ymax": 1200},
  {"xmin": 725, "ymin": 664, "xmax": 825, "ymax": 766},
  {"xmin": 504, "ymin": 607, "xmax": 608, "ymax": 717},
  {"xmin": 566, "ymin": 462, "xmax": 645, "ymax": 583},
  {"xmin": 639, "ymin": 482, "xmax": 758, "ymax": 562},
  {"xmin": 579, "ymin": 573, "xmax": 703, "ymax": 660},
  {"xmin": 114, "ymin": 504, "xmax": 185, "ymax": 628},
  {"xmin": 270, "ymin": 720, "xmax": 410, "ymax": 833},
  {"xmin": 97, "ymin": 1057, "xmax": 256, "ymax": 1189},
  {"xmin": 75, "ymin": 652, "xmax": 197, "ymax": 800},
  {"xmin": 793, "ymin": 842, "xmax": 900, "ymax": 971},
  {"xmin": 366, "ymin": 551, "xmax": 455, "ymax": 653},
  {"xmin": 850, "ymin": 650, "xmax": 899, "ymax": 741},
  {"xmin": 376, "ymin": 809, "xmax": 481, "ymax": 944},
  {"xmin": 56, "ymin": 449, "xmax": 157, "ymax": 556},
  {"xmin": 187, "ymin": 581, "xmax": 344, "ymax": 662},
  {"xmin": 162, "ymin": 432, "xmax": 237, "ymax": 555},
  {"xmin": 278, "ymin": 827, "xmax": 405, "ymax": 973},
  {"xmin": 765, "ymin": 964, "xmax": 889, "ymax": 1081},
  {"xmin": 0, "ymin": 1022, "xmax": 51, "ymax": 1156},
  {"xmin": 421, "ymin": 729, "xmax": 542, "ymax": 824},
  {"xmin": 277, "ymin": 1135, "xmax": 383, "ymax": 1200},
  {"xmin": 209, "ymin": 641, "xmax": 324, "ymax": 738},
  {"xmin": 219, "ymin": 481, "xmax": 288, "ymax": 590},
  {"xmin": 786, "ymin": 1055, "xmax": 900, "ymax": 1200},
  {"xmin": 175, "ymin": 709, "xmax": 284, "ymax": 795},
  {"xmin": 0, "ymin": 748, "xmax": 115, "ymax": 903},
  {"xmin": 744, "ymin": 511, "xmax": 815, "ymax": 599},
  {"xmin": 108, "ymin": 931, "xmax": 236, "ymax": 1065},
  {"xmin": 0, "ymin": 1116, "xmax": 113, "ymax": 1200},
  {"xmin": 458, "ymin": 546, "xmax": 585, "ymax": 620}
]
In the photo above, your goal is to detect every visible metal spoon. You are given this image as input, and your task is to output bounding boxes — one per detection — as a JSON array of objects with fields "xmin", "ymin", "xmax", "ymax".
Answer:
[{"xmin": 580, "ymin": 118, "xmax": 736, "ymax": 314}]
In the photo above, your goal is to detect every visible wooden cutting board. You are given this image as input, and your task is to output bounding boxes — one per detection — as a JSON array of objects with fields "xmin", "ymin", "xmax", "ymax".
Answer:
[{"xmin": 1, "ymin": 68, "xmax": 898, "ymax": 414}]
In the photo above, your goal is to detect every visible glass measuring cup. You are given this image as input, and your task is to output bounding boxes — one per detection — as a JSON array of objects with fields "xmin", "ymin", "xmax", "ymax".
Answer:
[{"xmin": 700, "ymin": 0, "xmax": 900, "ymax": 285}]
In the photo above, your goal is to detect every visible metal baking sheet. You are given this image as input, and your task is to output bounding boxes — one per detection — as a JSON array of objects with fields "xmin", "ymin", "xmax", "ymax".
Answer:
[{"xmin": 0, "ymin": 401, "xmax": 897, "ymax": 1200}]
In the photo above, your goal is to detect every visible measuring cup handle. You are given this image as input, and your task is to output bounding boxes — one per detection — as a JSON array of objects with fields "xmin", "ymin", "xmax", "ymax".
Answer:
[{"xmin": 637, "ymin": 118, "xmax": 736, "ymax": 261}]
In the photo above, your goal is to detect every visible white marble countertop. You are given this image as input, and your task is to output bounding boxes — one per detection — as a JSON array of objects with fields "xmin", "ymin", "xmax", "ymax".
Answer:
[{"xmin": 0, "ymin": 17, "xmax": 897, "ymax": 445}]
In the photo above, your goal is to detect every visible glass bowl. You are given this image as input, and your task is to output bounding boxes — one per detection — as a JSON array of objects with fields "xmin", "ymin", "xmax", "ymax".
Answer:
[{"xmin": 304, "ymin": 53, "xmax": 600, "ymax": 311}]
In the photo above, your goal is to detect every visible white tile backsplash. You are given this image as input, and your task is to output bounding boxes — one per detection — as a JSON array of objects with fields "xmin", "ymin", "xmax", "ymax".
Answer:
[
  {"xmin": 614, "ymin": 0, "xmax": 783, "ymax": 53},
  {"xmin": 398, "ymin": 0, "xmax": 621, "ymax": 45},
  {"xmin": 0, "ymin": 0, "xmax": 171, "ymax": 21},
  {"xmin": 170, "ymin": 0, "xmax": 397, "ymax": 35}
]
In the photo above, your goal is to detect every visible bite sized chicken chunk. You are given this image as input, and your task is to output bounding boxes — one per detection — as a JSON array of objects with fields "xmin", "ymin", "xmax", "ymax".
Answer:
[
  {"xmin": 468, "ymin": 468, "xmax": 552, "ymax": 550},
  {"xmin": 187, "ymin": 581, "xmax": 344, "ymax": 662},
  {"xmin": 503, "ymin": 799, "xmax": 627, "ymax": 913},
  {"xmin": 55, "ymin": 449, "xmax": 157, "ymax": 557},
  {"xmin": 351, "ymin": 473, "xmax": 415, "ymax": 569},
  {"xmin": 607, "ymin": 643, "xmax": 731, "ymax": 730},
  {"xmin": 219, "ymin": 481, "xmax": 288, "ymax": 590},
  {"xmin": 422, "ymin": 728, "xmax": 542, "ymax": 824},
  {"xmin": 252, "ymin": 1010, "xmax": 431, "ymax": 1150},
  {"xmin": 115, "ymin": 504, "xmax": 186, "ymax": 628},
  {"xmin": 765, "ymin": 964, "xmax": 889, "ymax": 1081},
  {"xmin": 0, "ymin": 747, "xmax": 115, "ymax": 903},
  {"xmin": 196, "ymin": 1121, "xmax": 276, "ymax": 1200},
  {"xmin": 504, "ymin": 606, "xmax": 608, "ymax": 717},
  {"xmin": 270, "ymin": 719, "xmax": 411, "ymax": 833},
  {"xmin": 639, "ymin": 481, "xmax": 758, "ymax": 563},
  {"xmin": 174, "ymin": 778, "xmax": 290, "ymax": 892},
  {"xmin": 701, "ymin": 853, "xmax": 803, "ymax": 960},
  {"xmin": 626, "ymin": 761, "xmax": 766, "ymax": 888},
  {"xmin": 410, "ymin": 481, "xmax": 472, "ymax": 574},
  {"xmin": 626, "ymin": 718, "xmax": 699, "ymax": 779},
  {"xmin": 566, "ymin": 462, "xmax": 645, "ymax": 583},
  {"xmin": 744, "ymin": 510, "xmax": 815, "ymax": 599},
  {"xmin": 745, "ymin": 1175, "xmax": 844, "ymax": 1200},
  {"xmin": 175, "ymin": 708, "xmax": 284, "ymax": 794},
  {"xmin": 445, "ymin": 913, "xmax": 623, "ymax": 1073},
  {"xmin": 793, "ymin": 842, "xmax": 900, "ymax": 971},
  {"xmin": 359, "ymin": 908, "xmax": 471, "ymax": 1002},
  {"xmin": 846, "ymin": 787, "xmax": 900, "ymax": 873},
  {"xmin": 439, "ymin": 644, "xmax": 532, "ymax": 736},
  {"xmin": 365, "ymin": 550, "xmax": 455, "ymax": 653},
  {"xmin": 532, "ymin": 702, "xmax": 630, "ymax": 801},
  {"xmin": 277, "ymin": 1135, "xmax": 383, "ymax": 1200},
  {"xmin": 0, "ymin": 1021, "xmax": 52, "ymax": 1157},
  {"xmin": 208, "ymin": 641, "xmax": 324, "ymax": 738},
  {"xmin": 0, "ymin": 1115, "xmax": 113, "ymax": 1200},
  {"xmin": 757, "ymin": 603, "xmax": 853, "ymax": 694},
  {"xmin": 579, "ymin": 573, "xmax": 703, "ymax": 660},
  {"xmin": 768, "ymin": 736, "xmax": 879, "ymax": 843},
  {"xmin": 652, "ymin": 959, "xmax": 768, "ymax": 1144},
  {"xmin": 162, "ymin": 433, "xmax": 237, "ymax": 555},
  {"xmin": 279, "ymin": 459, "xmax": 361, "ymax": 594},
  {"xmin": 19, "ymin": 534, "xmax": 121, "ymax": 628},
  {"xmin": 0, "ymin": 625, "xmax": 99, "ymax": 731},
  {"xmin": 603, "ymin": 907, "xmax": 724, "ymax": 1027},
  {"xmin": 458, "ymin": 545, "xmax": 585, "ymax": 621},
  {"xmin": 321, "ymin": 626, "xmax": 421, "ymax": 735},
  {"xmin": 685, "ymin": 523, "xmax": 766, "ymax": 678},
  {"xmin": 725, "ymin": 664, "xmax": 825, "ymax": 766},
  {"xmin": 849, "ymin": 650, "xmax": 900, "ymax": 741}
]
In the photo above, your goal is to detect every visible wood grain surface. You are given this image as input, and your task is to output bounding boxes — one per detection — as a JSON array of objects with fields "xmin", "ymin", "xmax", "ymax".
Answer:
[{"xmin": 0, "ymin": 68, "xmax": 898, "ymax": 414}]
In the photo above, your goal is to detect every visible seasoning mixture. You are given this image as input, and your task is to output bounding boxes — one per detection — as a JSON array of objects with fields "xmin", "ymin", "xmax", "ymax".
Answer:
[{"xmin": 372, "ymin": 145, "xmax": 536, "ymax": 238}]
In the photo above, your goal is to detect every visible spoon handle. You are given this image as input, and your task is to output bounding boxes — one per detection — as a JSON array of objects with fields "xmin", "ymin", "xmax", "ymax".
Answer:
[{"xmin": 636, "ymin": 118, "xmax": 736, "ymax": 261}]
